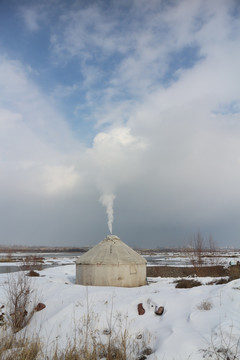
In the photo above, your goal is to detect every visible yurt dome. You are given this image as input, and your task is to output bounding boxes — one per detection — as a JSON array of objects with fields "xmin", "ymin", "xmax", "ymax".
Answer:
[{"xmin": 76, "ymin": 235, "xmax": 147, "ymax": 287}]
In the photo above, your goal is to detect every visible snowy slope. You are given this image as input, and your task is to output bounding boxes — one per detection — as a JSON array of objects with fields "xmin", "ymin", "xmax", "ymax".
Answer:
[{"xmin": 0, "ymin": 265, "xmax": 240, "ymax": 359}]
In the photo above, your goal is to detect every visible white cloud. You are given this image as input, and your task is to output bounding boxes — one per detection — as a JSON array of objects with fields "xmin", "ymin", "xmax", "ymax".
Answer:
[
  {"xmin": 49, "ymin": 0, "xmax": 239, "ymax": 130},
  {"xmin": 1, "ymin": 0, "xmax": 240, "ymax": 246},
  {"xmin": 19, "ymin": 7, "xmax": 41, "ymax": 31},
  {"xmin": 0, "ymin": 58, "xmax": 84, "ymax": 198},
  {"xmin": 51, "ymin": 83, "xmax": 79, "ymax": 99},
  {"xmin": 43, "ymin": 165, "xmax": 80, "ymax": 195},
  {"xmin": 0, "ymin": 57, "xmax": 82, "ymax": 151}
]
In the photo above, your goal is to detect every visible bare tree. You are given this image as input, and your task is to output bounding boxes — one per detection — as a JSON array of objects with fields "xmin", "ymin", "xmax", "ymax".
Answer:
[
  {"xmin": 207, "ymin": 234, "xmax": 218, "ymax": 265},
  {"xmin": 208, "ymin": 234, "xmax": 216, "ymax": 252},
  {"xmin": 192, "ymin": 231, "xmax": 205, "ymax": 267}
]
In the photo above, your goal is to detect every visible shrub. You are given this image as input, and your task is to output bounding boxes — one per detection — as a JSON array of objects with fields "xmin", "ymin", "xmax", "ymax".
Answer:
[
  {"xmin": 26, "ymin": 270, "xmax": 40, "ymax": 277},
  {"xmin": 175, "ymin": 279, "xmax": 202, "ymax": 288},
  {"xmin": 207, "ymin": 278, "xmax": 230, "ymax": 285},
  {"xmin": 4, "ymin": 272, "xmax": 37, "ymax": 332},
  {"xmin": 197, "ymin": 300, "xmax": 212, "ymax": 311},
  {"xmin": 20, "ymin": 256, "xmax": 44, "ymax": 272}
]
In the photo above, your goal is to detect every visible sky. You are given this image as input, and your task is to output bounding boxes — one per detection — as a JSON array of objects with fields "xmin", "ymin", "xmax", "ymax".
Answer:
[{"xmin": 0, "ymin": 0, "xmax": 240, "ymax": 248}]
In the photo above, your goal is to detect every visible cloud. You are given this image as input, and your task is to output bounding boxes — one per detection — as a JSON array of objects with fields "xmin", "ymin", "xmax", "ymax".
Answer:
[
  {"xmin": 20, "ymin": 7, "xmax": 40, "ymax": 31},
  {"xmin": 43, "ymin": 165, "xmax": 80, "ymax": 195},
  {"xmin": 50, "ymin": 4, "xmax": 130, "ymax": 59},
  {"xmin": 51, "ymin": 83, "xmax": 79, "ymax": 99},
  {"xmin": 0, "ymin": 57, "xmax": 84, "ymax": 198},
  {"xmin": 0, "ymin": 0, "xmax": 240, "ymax": 246},
  {"xmin": 0, "ymin": 57, "xmax": 82, "ymax": 150},
  {"xmin": 48, "ymin": 0, "xmax": 239, "ymax": 130}
]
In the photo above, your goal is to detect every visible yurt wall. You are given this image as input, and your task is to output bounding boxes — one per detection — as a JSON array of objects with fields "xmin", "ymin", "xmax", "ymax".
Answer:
[{"xmin": 76, "ymin": 235, "xmax": 146, "ymax": 287}]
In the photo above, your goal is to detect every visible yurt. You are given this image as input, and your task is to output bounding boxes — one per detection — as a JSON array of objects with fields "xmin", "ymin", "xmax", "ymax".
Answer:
[{"xmin": 76, "ymin": 235, "xmax": 147, "ymax": 287}]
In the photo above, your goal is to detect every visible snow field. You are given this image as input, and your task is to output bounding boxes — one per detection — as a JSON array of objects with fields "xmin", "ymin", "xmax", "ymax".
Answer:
[{"xmin": 0, "ymin": 265, "xmax": 240, "ymax": 359}]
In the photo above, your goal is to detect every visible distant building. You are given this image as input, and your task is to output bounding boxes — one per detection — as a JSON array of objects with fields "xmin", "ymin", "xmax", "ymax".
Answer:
[{"xmin": 76, "ymin": 235, "xmax": 147, "ymax": 287}]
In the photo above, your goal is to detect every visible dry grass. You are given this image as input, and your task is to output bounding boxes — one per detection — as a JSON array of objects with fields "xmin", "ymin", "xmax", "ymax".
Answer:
[
  {"xmin": 51, "ymin": 333, "xmax": 151, "ymax": 360},
  {"xmin": 0, "ymin": 258, "xmax": 16, "ymax": 263},
  {"xmin": 203, "ymin": 326, "xmax": 240, "ymax": 360},
  {"xmin": 52, "ymin": 340, "xmax": 128, "ymax": 360},
  {"xmin": 174, "ymin": 279, "xmax": 202, "ymax": 288},
  {"xmin": 197, "ymin": 300, "xmax": 213, "ymax": 311},
  {"xmin": 26, "ymin": 270, "xmax": 40, "ymax": 277},
  {"xmin": 0, "ymin": 323, "xmax": 150, "ymax": 360},
  {"xmin": 0, "ymin": 334, "xmax": 41, "ymax": 360},
  {"xmin": 49, "ymin": 317, "xmax": 150, "ymax": 360},
  {"xmin": 0, "ymin": 321, "xmax": 151, "ymax": 360},
  {"xmin": 1, "ymin": 282, "xmax": 151, "ymax": 359},
  {"xmin": 49, "ymin": 292, "xmax": 152, "ymax": 360},
  {"xmin": 207, "ymin": 278, "xmax": 230, "ymax": 285}
]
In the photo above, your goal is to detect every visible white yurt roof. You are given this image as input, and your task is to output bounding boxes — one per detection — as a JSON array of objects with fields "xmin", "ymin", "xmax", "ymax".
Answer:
[{"xmin": 76, "ymin": 235, "xmax": 146, "ymax": 265}]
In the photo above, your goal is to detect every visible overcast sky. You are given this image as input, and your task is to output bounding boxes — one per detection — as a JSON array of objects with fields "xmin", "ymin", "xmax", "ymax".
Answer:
[{"xmin": 0, "ymin": 0, "xmax": 240, "ymax": 248}]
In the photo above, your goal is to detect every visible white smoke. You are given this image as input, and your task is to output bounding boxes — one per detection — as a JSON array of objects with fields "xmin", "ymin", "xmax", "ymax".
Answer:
[
  {"xmin": 87, "ymin": 127, "xmax": 147, "ymax": 234},
  {"xmin": 99, "ymin": 193, "xmax": 115, "ymax": 234}
]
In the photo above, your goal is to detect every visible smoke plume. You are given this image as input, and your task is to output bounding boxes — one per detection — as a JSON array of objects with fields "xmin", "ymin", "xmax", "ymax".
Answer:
[
  {"xmin": 99, "ymin": 193, "xmax": 115, "ymax": 234},
  {"xmin": 91, "ymin": 127, "xmax": 146, "ymax": 234}
]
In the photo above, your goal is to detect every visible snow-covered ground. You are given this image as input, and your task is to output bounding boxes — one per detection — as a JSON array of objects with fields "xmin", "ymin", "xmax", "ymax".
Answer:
[
  {"xmin": 1, "ymin": 249, "xmax": 240, "ymax": 270},
  {"xmin": 0, "ymin": 264, "xmax": 240, "ymax": 359}
]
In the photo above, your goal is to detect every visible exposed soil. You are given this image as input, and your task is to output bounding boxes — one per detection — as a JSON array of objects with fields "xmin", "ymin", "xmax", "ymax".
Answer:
[{"xmin": 147, "ymin": 265, "xmax": 229, "ymax": 278}]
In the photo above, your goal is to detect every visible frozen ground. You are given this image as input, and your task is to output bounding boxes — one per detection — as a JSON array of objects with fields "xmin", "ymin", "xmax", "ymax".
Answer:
[
  {"xmin": 0, "ymin": 264, "xmax": 240, "ymax": 359},
  {"xmin": 0, "ymin": 249, "xmax": 240, "ymax": 270}
]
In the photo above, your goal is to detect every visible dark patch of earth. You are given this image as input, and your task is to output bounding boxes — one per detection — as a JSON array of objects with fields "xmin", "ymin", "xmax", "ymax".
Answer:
[{"xmin": 147, "ymin": 265, "xmax": 228, "ymax": 278}]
